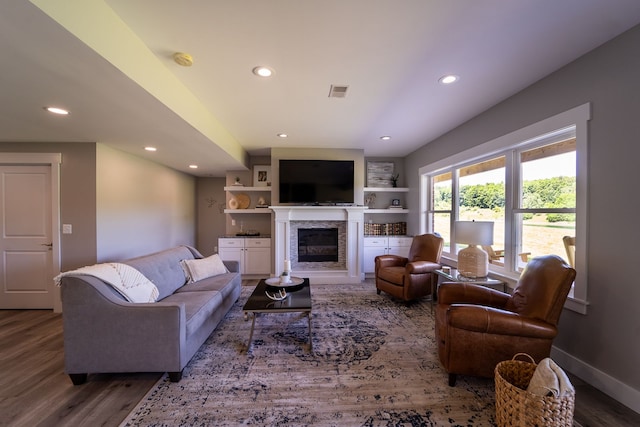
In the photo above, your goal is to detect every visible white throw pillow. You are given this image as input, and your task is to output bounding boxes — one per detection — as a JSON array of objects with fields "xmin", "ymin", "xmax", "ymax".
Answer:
[{"xmin": 181, "ymin": 254, "xmax": 229, "ymax": 283}]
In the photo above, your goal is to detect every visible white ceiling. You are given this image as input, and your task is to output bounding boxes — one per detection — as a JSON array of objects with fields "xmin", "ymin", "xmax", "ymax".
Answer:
[{"xmin": 2, "ymin": 1, "xmax": 640, "ymax": 176}]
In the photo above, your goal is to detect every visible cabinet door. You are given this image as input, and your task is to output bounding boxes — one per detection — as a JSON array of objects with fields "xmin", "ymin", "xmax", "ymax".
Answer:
[
  {"xmin": 363, "ymin": 238, "xmax": 388, "ymax": 273},
  {"xmin": 244, "ymin": 247, "xmax": 271, "ymax": 274},
  {"xmin": 245, "ymin": 238, "xmax": 270, "ymax": 248},
  {"xmin": 218, "ymin": 246, "xmax": 244, "ymax": 273},
  {"xmin": 388, "ymin": 237, "xmax": 412, "ymax": 258},
  {"xmin": 218, "ymin": 238, "xmax": 244, "ymax": 248}
]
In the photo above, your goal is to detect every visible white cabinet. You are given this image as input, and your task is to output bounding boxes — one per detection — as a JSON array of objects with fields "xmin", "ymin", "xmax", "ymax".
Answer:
[
  {"xmin": 363, "ymin": 236, "xmax": 413, "ymax": 273},
  {"xmin": 218, "ymin": 237, "xmax": 271, "ymax": 275}
]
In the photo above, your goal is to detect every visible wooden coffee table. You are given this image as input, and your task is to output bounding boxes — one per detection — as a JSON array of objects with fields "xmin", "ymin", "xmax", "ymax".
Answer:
[{"xmin": 242, "ymin": 277, "xmax": 312, "ymax": 352}]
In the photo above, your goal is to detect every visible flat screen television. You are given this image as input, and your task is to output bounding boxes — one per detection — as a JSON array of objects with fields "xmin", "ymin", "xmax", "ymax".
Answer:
[{"xmin": 279, "ymin": 159, "xmax": 355, "ymax": 204}]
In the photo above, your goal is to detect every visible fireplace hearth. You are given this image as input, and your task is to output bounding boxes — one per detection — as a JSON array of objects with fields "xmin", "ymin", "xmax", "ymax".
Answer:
[{"xmin": 298, "ymin": 228, "xmax": 338, "ymax": 262}]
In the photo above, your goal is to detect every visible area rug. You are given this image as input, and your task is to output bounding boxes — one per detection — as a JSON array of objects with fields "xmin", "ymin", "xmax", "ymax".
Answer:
[{"xmin": 121, "ymin": 282, "xmax": 496, "ymax": 426}]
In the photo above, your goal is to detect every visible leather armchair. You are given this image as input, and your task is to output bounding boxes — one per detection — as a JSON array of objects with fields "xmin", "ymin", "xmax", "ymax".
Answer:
[
  {"xmin": 375, "ymin": 233, "xmax": 444, "ymax": 301},
  {"xmin": 435, "ymin": 255, "xmax": 576, "ymax": 386}
]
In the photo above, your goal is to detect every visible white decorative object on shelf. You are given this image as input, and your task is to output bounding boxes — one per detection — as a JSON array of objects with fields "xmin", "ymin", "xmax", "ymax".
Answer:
[{"xmin": 364, "ymin": 192, "xmax": 376, "ymax": 208}]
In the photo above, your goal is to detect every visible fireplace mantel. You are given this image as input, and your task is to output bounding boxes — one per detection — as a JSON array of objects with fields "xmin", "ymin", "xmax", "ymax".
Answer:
[{"xmin": 271, "ymin": 206, "xmax": 365, "ymax": 284}]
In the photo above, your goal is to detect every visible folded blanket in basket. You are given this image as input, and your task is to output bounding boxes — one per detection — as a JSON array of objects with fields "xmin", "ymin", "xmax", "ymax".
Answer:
[{"xmin": 527, "ymin": 357, "xmax": 574, "ymax": 397}]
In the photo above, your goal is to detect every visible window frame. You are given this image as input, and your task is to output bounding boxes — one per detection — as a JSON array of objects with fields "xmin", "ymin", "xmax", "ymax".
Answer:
[{"xmin": 419, "ymin": 103, "xmax": 590, "ymax": 314}]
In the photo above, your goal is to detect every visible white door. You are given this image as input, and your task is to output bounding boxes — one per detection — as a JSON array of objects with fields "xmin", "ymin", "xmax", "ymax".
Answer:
[{"xmin": 0, "ymin": 165, "xmax": 54, "ymax": 308}]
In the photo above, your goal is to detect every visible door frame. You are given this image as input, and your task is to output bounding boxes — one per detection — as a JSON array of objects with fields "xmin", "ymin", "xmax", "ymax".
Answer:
[{"xmin": 0, "ymin": 153, "xmax": 62, "ymax": 312}]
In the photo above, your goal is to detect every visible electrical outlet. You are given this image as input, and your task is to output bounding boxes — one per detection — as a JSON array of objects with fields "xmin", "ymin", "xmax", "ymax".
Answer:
[
  {"xmin": 214, "ymin": 246, "xmax": 218, "ymax": 253},
  {"xmin": 231, "ymin": 219, "xmax": 236, "ymax": 226},
  {"xmin": 62, "ymin": 224, "xmax": 72, "ymax": 234}
]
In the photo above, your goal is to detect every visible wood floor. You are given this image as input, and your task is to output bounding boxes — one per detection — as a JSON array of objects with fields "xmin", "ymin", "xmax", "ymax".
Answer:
[{"xmin": 1, "ymin": 309, "xmax": 638, "ymax": 427}]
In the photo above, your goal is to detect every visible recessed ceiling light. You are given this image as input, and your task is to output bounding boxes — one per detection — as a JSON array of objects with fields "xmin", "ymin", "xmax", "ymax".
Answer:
[
  {"xmin": 277, "ymin": 133, "xmax": 288, "ymax": 138},
  {"xmin": 189, "ymin": 164, "xmax": 198, "ymax": 169},
  {"xmin": 252, "ymin": 66, "xmax": 274, "ymax": 77},
  {"xmin": 380, "ymin": 136, "xmax": 392, "ymax": 141},
  {"xmin": 45, "ymin": 106, "xmax": 69, "ymax": 115},
  {"xmin": 144, "ymin": 146, "xmax": 157, "ymax": 152},
  {"xmin": 438, "ymin": 74, "xmax": 459, "ymax": 85}
]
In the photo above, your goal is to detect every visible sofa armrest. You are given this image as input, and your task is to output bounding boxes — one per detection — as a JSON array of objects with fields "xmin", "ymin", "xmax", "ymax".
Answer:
[
  {"xmin": 438, "ymin": 282, "xmax": 510, "ymax": 308},
  {"xmin": 61, "ymin": 275, "xmax": 188, "ymax": 374},
  {"xmin": 375, "ymin": 254, "xmax": 408, "ymax": 269},
  {"xmin": 447, "ymin": 304, "xmax": 557, "ymax": 339},
  {"xmin": 223, "ymin": 260, "xmax": 240, "ymax": 273}
]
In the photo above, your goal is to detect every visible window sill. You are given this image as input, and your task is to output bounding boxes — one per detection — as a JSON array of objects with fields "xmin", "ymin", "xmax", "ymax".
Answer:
[{"xmin": 564, "ymin": 296, "xmax": 589, "ymax": 314}]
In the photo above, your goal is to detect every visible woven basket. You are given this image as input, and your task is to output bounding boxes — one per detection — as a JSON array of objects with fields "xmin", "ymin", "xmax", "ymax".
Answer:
[{"xmin": 495, "ymin": 353, "xmax": 575, "ymax": 427}]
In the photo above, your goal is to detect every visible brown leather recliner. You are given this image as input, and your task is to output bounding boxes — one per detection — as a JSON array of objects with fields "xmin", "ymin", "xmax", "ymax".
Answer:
[
  {"xmin": 375, "ymin": 233, "xmax": 444, "ymax": 301},
  {"xmin": 435, "ymin": 255, "xmax": 576, "ymax": 386}
]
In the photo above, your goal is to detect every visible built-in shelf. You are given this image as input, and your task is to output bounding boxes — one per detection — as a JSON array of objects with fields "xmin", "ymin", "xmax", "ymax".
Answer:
[
  {"xmin": 224, "ymin": 186, "xmax": 272, "ymax": 192},
  {"xmin": 224, "ymin": 208, "xmax": 272, "ymax": 214},
  {"xmin": 366, "ymin": 209, "xmax": 409, "ymax": 213},
  {"xmin": 364, "ymin": 187, "xmax": 409, "ymax": 192},
  {"xmin": 364, "ymin": 187, "xmax": 410, "ymax": 213}
]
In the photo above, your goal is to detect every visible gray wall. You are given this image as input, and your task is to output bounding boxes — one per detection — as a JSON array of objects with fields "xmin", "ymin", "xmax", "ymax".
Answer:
[
  {"xmin": 404, "ymin": 25, "xmax": 640, "ymax": 405},
  {"xmin": 96, "ymin": 144, "xmax": 196, "ymax": 261},
  {"xmin": 0, "ymin": 142, "xmax": 200, "ymax": 268},
  {"xmin": 196, "ymin": 177, "xmax": 227, "ymax": 256}
]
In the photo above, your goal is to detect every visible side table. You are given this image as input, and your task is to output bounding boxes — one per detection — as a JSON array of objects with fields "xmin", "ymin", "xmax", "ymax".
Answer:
[{"xmin": 434, "ymin": 267, "xmax": 507, "ymax": 301}]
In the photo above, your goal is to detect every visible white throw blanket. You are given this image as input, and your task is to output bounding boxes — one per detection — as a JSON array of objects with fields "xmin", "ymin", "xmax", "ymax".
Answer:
[
  {"xmin": 527, "ymin": 357, "xmax": 574, "ymax": 397},
  {"xmin": 54, "ymin": 263, "xmax": 159, "ymax": 303}
]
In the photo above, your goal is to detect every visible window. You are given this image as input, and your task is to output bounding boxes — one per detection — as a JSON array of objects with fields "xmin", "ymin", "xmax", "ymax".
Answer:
[
  {"xmin": 517, "ymin": 139, "xmax": 576, "ymax": 266},
  {"xmin": 431, "ymin": 172, "xmax": 452, "ymax": 252},
  {"xmin": 420, "ymin": 104, "xmax": 589, "ymax": 314}
]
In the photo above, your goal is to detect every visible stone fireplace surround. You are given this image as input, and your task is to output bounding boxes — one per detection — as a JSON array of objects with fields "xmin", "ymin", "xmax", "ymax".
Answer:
[{"xmin": 271, "ymin": 206, "xmax": 365, "ymax": 284}]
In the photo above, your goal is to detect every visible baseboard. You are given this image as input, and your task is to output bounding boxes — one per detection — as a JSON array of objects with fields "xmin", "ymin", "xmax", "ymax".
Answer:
[{"xmin": 551, "ymin": 346, "xmax": 640, "ymax": 415}]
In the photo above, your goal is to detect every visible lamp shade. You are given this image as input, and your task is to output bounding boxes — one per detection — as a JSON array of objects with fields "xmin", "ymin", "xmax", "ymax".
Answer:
[
  {"xmin": 456, "ymin": 221, "xmax": 494, "ymax": 278},
  {"xmin": 455, "ymin": 221, "xmax": 494, "ymax": 246}
]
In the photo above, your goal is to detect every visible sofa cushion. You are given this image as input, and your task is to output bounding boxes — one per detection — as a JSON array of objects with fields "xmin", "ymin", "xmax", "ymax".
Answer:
[
  {"xmin": 176, "ymin": 272, "xmax": 240, "ymax": 301},
  {"xmin": 161, "ymin": 290, "xmax": 223, "ymax": 337},
  {"xmin": 123, "ymin": 246, "xmax": 197, "ymax": 300},
  {"xmin": 180, "ymin": 254, "xmax": 229, "ymax": 283}
]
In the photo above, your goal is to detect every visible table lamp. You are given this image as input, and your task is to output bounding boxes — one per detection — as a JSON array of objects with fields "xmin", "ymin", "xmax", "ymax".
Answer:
[{"xmin": 455, "ymin": 220, "xmax": 494, "ymax": 278}]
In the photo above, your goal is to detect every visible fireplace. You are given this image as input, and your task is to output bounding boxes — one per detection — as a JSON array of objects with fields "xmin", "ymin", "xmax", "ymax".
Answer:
[
  {"xmin": 298, "ymin": 228, "xmax": 339, "ymax": 262},
  {"xmin": 271, "ymin": 206, "xmax": 366, "ymax": 284}
]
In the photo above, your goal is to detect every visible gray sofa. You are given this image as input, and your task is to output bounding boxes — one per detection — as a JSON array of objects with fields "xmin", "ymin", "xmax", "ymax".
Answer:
[{"xmin": 60, "ymin": 246, "xmax": 241, "ymax": 384}]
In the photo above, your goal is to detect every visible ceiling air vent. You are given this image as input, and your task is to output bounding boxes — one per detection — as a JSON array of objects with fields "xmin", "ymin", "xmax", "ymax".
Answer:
[{"xmin": 328, "ymin": 85, "xmax": 349, "ymax": 98}]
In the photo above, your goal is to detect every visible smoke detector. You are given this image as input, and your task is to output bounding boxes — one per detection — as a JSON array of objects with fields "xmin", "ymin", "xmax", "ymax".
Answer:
[
  {"xmin": 328, "ymin": 85, "xmax": 349, "ymax": 98},
  {"xmin": 173, "ymin": 52, "xmax": 194, "ymax": 67}
]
